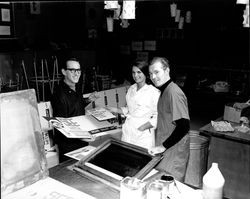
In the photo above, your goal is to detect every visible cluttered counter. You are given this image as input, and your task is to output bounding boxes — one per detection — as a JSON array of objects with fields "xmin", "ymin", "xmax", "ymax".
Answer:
[
  {"xmin": 199, "ymin": 117, "xmax": 250, "ymax": 199},
  {"xmin": 200, "ymin": 118, "xmax": 250, "ymax": 144}
]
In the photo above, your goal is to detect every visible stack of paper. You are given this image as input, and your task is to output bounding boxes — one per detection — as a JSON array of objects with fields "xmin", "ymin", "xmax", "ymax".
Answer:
[
  {"xmin": 87, "ymin": 107, "xmax": 116, "ymax": 121},
  {"xmin": 44, "ymin": 115, "xmax": 117, "ymax": 138}
]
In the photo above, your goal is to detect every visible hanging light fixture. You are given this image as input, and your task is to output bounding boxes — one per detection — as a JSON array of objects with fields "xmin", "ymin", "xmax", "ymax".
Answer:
[
  {"xmin": 236, "ymin": 0, "xmax": 249, "ymax": 28},
  {"xmin": 170, "ymin": 3, "xmax": 177, "ymax": 17},
  {"xmin": 104, "ymin": 1, "xmax": 119, "ymax": 10},
  {"xmin": 236, "ymin": 0, "xmax": 249, "ymax": 4},
  {"xmin": 185, "ymin": 11, "xmax": 192, "ymax": 23},
  {"xmin": 104, "ymin": 0, "xmax": 136, "ymax": 30},
  {"xmin": 120, "ymin": 0, "xmax": 136, "ymax": 20},
  {"xmin": 104, "ymin": 1, "xmax": 119, "ymax": 32}
]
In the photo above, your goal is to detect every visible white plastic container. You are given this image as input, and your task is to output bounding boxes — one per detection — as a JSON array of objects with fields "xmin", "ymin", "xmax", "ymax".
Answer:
[{"xmin": 202, "ymin": 163, "xmax": 225, "ymax": 199}]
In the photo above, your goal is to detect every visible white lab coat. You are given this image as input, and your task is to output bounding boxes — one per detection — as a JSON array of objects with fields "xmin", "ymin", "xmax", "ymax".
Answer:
[{"xmin": 120, "ymin": 83, "xmax": 160, "ymax": 149}]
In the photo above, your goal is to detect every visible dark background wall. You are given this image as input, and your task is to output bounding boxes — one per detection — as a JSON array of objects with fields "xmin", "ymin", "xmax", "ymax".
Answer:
[
  {"xmin": 1, "ymin": 1, "xmax": 248, "ymax": 66},
  {"xmin": 13, "ymin": 2, "xmax": 87, "ymax": 50},
  {"xmin": 0, "ymin": 1, "xmax": 249, "ymax": 96}
]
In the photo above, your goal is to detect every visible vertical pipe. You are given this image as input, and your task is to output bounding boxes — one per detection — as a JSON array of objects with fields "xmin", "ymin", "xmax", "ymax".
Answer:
[
  {"xmin": 51, "ymin": 56, "xmax": 56, "ymax": 94},
  {"xmin": 45, "ymin": 59, "xmax": 52, "ymax": 94},
  {"xmin": 22, "ymin": 60, "xmax": 30, "ymax": 89},
  {"xmin": 41, "ymin": 59, "xmax": 45, "ymax": 101},
  {"xmin": 33, "ymin": 58, "xmax": 40, "ymax": 102}
]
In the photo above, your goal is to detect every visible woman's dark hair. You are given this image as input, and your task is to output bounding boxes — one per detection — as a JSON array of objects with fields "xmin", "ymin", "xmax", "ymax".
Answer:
[{"xmin": 132, "ymin": 60, "xmax": 152, "ymax": 84}]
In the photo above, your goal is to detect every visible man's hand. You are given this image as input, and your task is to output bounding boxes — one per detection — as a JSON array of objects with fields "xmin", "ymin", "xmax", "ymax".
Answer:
[
  {"xmin": 138, "ymin": 122, "xmax": 153, "ymax": 132},
  {"xmin": 137, "ymin": 125, "xmax": 145, "ymax": 131},
  {"xmin": 88, "ymin": 91, "xmax": 99, "ymax": 102},
  {"xmin": 148, "ymin": 145, "xmax": 166, "ymax": 156}
]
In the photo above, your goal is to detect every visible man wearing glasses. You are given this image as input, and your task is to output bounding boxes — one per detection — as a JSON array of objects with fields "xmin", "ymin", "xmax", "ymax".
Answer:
[{"xmin": 51, "ymin": 57, "xmax": 97, "ymax": 162}]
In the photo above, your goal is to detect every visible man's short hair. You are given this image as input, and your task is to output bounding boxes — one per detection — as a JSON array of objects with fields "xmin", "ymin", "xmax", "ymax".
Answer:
[
  {"xmin": 62, "ymin": 57, "xmax": 80, "ymax": 69},
  {"xmin": 150, "ymin": 57, "xmax": 170, "ymax": 70}
]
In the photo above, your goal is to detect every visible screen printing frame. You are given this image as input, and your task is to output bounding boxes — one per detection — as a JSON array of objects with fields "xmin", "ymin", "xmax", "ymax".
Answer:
[
  {"xmin": 1, "ymin": 89, "xmax": 48, "ymax": 196},
  {"xmin": 73, "ymin": 138, "xmax": 162, "ymax": 190}
]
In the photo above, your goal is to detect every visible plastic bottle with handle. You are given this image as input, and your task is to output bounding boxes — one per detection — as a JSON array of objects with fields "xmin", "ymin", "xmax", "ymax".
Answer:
[{"xmin": 202, "ymin": 162, "xmax": 225, "ymax": 199}]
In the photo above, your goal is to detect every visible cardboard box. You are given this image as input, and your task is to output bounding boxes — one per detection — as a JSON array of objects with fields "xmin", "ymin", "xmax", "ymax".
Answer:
[
  {"xmin": 46, "ymin": 151, "xmax": 59, "ymax": 169},
  {"xmin": 223, "ymin": 104, "xmax": 242, "ymax": 123}
]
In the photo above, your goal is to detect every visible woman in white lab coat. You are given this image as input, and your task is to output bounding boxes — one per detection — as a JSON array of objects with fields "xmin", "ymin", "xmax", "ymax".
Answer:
[{"xmin": 107, "ymin": 60, "xmax": 160, "ymax": 149}]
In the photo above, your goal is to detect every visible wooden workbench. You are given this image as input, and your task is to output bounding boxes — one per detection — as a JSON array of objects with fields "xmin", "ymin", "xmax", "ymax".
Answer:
[
  {"xmin": 48, "ymin": 135, "xmax": 232, "ymax": 199},
  {"xmin": 49, "ymin": 159, "xmax": 207, "ymax": 199},
  {"xmin": 199, "ymin": 119, "xmax": 250, "ymax": 199}
]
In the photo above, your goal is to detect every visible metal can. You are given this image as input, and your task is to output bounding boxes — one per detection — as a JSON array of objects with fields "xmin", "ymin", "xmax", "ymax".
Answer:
[{"xmin": 160, "ymin": 175, "xmax": 175, "ymax": 195}]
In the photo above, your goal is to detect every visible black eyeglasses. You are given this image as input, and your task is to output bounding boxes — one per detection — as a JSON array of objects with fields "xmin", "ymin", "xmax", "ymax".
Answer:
[{"xmin": 66, "ymin": 68, "xmax": 82, "ymax": 73}]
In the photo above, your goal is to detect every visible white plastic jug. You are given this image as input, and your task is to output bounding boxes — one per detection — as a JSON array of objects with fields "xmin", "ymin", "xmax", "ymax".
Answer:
[{"xmin": 202, "ymin": 163, "xmax": 225, "ymax": 199}]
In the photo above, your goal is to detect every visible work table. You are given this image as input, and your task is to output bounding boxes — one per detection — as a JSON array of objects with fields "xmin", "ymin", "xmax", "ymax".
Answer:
[
  {"xmin": 199, "ymin": 118, "xmax": 250, "ymax": 144},
  {"xmin": 199, "ymin": 119, "xmax": 250, "ymax": 199}
]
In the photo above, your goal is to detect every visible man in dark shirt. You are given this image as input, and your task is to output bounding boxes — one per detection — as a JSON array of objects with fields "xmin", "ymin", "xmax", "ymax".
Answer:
[{"xmin": 51, "ymin": 57, "xmax": 97, "ymax": 162}]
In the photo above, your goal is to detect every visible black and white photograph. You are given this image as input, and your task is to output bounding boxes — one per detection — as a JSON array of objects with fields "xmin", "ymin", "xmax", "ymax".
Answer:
[{"xmin": 1, "ymin": 0, "xmax": 249, "ymax": 199}]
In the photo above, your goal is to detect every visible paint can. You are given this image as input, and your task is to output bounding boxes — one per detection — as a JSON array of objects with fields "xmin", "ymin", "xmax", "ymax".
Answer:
[{"xmin": 160, "ymin": 175, "xmax": 175, "ymax": 196}]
